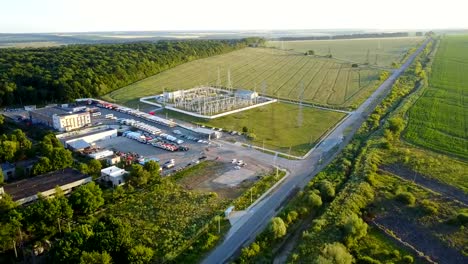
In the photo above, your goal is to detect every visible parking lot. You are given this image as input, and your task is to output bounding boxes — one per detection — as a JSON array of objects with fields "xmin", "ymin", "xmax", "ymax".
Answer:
[
  {"xmin": 81, "ymin": 103, "xmax": 218, "ymax": 172},
  {"xmin": 96, "ymin": 136, "xmax": 208, "ymax": 172}
]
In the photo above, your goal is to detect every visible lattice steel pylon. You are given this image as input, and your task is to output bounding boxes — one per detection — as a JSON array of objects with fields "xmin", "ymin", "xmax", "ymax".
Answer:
[
  {"xmin": 227, "ymin": 68, "xmax": 232, "ymax": 92},
  {"xmin": 216, "ymin": 67, "xmax": 221, "ymax": 87},
  {"xmin": 297, "ymin": 81, "xmax": 305, "ymax": 127},
  {"xmin": 261, "ymin": 81, "xmax": 267, "ymax": 96}
]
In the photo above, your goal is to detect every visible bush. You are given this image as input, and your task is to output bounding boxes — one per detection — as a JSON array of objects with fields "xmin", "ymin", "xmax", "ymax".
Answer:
[
  {"xmin": 359, "ymin": 256, "xmax": 381, "ymax": 264},
  {"xmin": 315, "ymin": 242, "xmax": 353, "ymax": 264},
  {"xmin": 269, "ymin": 217, "xmax": 287, "ymax": 239},
  {"xmin": 319, "ymin": 180, "xmax": 335, "ymax": 201},
  {"xmin": 396, "ymin": 191, "xmax": 416, "ymax": 205},
  {"xmin": 420, "ymin": 199, "xmax": 439, "ymax": 214},
  {"xmin": 308, "ymin": 191, "xmax": 323, "ymax": 209},
  {"xmin": 343, "ymin": 214, "xmax": 368, "ymax": 247},
  {"xmin": 456, "ymin": 212, "xmax": 468, "ymax": 225},
  {"xmin": 402, "ymin": 255, "xmax": 414, "ymax": 263}
]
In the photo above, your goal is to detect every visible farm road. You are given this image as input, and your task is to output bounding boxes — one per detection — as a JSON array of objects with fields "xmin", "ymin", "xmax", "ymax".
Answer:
[{"xmin": 202, "ymin": 38, "xmax": 431, "ymax": 264}]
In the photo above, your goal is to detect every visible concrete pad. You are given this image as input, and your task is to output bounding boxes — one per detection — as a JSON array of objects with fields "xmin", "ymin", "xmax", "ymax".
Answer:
[{"xmin": 213, "ymin": 168, "xmax": 256, "ymax": 187}]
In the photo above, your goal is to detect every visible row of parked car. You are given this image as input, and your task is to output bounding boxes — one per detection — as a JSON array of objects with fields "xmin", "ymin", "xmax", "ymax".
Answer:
[{"xmin": 122, "ymin": 130, "xmax": 189, "ymax": 152}]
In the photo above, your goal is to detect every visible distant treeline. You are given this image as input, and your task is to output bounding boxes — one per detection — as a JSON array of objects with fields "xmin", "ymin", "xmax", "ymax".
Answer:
[
  {"xmin": 272, "ymin": 32, "xmax": 410, "ymax": 41},
  {"xmin": 0, "ymin": 38, "xmax": 263, "ymax": 106}
]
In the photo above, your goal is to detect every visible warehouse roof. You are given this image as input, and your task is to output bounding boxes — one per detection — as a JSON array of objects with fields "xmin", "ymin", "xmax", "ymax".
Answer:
[
  {"xmin": 3, "ymin": 168, "xmax": 90, "ymax": 201},
  {"xmin": 30, "ymin": 106, "xmax": 69, "ymax": 117}
]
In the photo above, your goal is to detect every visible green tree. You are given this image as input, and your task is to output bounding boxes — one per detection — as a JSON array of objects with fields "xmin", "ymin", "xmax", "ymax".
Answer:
[
  {"xmin": 50, "ymin": 147, "xmax": 73, "ymax": 170},
  {"xmin": 269, "ymin": 217, "xmax": 287, "ymax": 239},
  {"xmin": 80, "ymin": 251, "xmax": 112, "ymax": 264},
  {"xmin": 23, "ymin": 189, "xmax": 73, "ymax": 237},
  {"xmin": 129, "ymin": 164, "xmax": 151, "ymax": 187},
  {"xmin": 143, "ymin": 160, "xmax": 161, "ymax": 181},
  {"xmin": 308, "ymin": 191, "xmax": 323, "ymax": 209},
  {"xmin": 32, "ymin": 157, "xmax": 52, "ymax": 175},
  {"xmin": 127, "ymin": 245, "xmax": 154, "ymax": 264},
  {"xmin": 343, "ymin": 214, "xmax": 368, "ymax": 247},
  {"xmin": 87, "ymin": 159, "xmax": 102, "ymax": 177},
  {"xmin": 388, "ymin": 117, "xmax": 405, "ymax": 137},
  {"xmin": 315, "ymin": 242, "xmax": 353, "ymax": 264},
  {"xmin": 242, "ymin": 126, "xmax": 249, "ymax": 133},
  {"xmin": 319, "ymin": 180, "xmax": 335, "ymax": 201},
  {"xmin": 69, "ymin": 182, "xmax": 104, "ymax": 214}
]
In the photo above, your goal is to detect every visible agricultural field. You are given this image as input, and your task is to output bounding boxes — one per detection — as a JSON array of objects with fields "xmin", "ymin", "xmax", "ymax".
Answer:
[
  {"xmin": 267, "ymin": 37, "xmax": 424, "ymax": 67},
  {"xmin": 105, "ymin": 47, "xmax": 382, "ymax": 109},
  {"xmin": 404, "ymin": 35, "xmax": 468, "ymax": 159},
  {"xmin": 161, "ymin": 102, "xmax": 346, "ymax": 156}
]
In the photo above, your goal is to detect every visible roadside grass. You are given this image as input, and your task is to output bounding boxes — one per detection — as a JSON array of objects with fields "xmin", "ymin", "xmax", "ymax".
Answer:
[
  {"xmin": 380, "ymin": 144, "xmax": 468, "ymax": 194},
  {"xmin": 160, "ymin": 102, "xmax": 346, "ymax": 156},
  {"xmin": 354, "ymin": 228, "xmax": 424, "ymax": 264},
  {"xmin": 105, "ymin": 47, "xmax": 382, "ymax": 109},
  {"xmin": 404, "ymin": 35, "xmax": 468, "ymax": 159},
  {"xmin": 267, "ymin": 37, "xmax": 424, "ymax": 67}
]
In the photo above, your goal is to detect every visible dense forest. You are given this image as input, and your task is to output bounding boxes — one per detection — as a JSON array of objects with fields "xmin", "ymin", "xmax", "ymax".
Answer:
[
  {"xmin": 0, "ymin": 38, "xmax": 262, "ymax": 106},
  {"xmin": 274, "ymin": 32, "xmax": 410, "ymax": 41}
]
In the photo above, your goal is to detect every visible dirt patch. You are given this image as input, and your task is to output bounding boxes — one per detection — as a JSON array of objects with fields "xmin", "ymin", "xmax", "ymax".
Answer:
[
  {"xmin": 374, "ymin": 204, "xmax": 468, "ymax": 264},
  {"xmin": 177, "ymin": 160, "xmax": 265, "ymax": 200},
  {"xmin": 381, "ymin": 164, "xmax": 468, "ymax": 205}
]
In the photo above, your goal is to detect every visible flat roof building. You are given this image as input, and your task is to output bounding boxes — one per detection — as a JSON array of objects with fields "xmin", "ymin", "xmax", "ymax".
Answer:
[
  {"xmin": 1, "ymin": 168, "xmax": 92, "ymax": 205},
  {"xmin": 101, "ymin": 166, "xmax": 128, "ymax": 187},
  {"xmin": 29, "ymin": 106, "xmax": 91, "ymax": 132}
]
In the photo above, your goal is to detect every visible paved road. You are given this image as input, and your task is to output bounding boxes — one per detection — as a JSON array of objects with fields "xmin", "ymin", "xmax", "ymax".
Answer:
[{"xmin": 202, "ymin": 39, "xmax": 431, "ymax": 264}]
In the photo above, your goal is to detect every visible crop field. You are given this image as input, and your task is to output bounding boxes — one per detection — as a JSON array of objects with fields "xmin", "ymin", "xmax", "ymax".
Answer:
[
  {"xmin": 105, "ymin": 47, "xmax": 382, "ymax": 109},
  {"xmin": 404, "ymin": 36, "xmax": 468, "ymax": 159},
  {"xmin": 161, "ymin": 102, "xmax": 346, "ymax": 156},
  {"xmin": 267, "ymin": 37, "xmax": 424, "ymax": 67}
]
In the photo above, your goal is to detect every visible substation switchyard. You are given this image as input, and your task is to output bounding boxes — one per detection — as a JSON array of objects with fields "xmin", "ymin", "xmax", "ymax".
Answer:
[{"xmin": 140, "ymin": 86, "xmax": 277, "ymax": 119}]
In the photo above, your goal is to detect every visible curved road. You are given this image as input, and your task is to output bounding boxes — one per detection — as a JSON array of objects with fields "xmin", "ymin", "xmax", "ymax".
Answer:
[{"xmin": 202, "ymin": 38, "xmax": 431, "ymax": 264}]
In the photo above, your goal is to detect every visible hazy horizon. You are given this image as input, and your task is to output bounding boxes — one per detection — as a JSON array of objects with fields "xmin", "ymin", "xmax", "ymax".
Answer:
[{"xmin": 2, "ymin": 0, "xmax": 468, "ymax": 33}]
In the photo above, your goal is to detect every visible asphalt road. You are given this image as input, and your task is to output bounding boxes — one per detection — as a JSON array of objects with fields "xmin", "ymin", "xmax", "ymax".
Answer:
[{"xmin": 202, "ymin": 38, "xmax": 431, "ymax": 264}]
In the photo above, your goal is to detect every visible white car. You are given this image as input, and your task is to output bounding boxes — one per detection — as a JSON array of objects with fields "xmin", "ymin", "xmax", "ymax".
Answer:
[
  {"xmin": 231, "ymin": 159, "xmax": 237, "ymax": 164},
  {"xmin": 234, "ymin": 166, "xmax": 241, "ymax": 170}
]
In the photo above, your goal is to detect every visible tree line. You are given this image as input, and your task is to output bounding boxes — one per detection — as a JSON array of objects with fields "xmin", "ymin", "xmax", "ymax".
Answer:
[{"xmin": 0, "ymin": 38, "xmax": 262, "ymax": 106}]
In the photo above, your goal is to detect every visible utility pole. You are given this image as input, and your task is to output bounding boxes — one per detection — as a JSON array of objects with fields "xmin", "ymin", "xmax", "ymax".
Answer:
[{"xmin": 13, "ymin": 240, "xmax": 17, "ymax": 258}]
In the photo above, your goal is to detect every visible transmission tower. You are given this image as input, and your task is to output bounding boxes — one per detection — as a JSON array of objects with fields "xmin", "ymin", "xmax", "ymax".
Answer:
[
  {"xmin": 374, "ymin": 54, "xmax": 379, "ymax": 65},
  {"xmin": 261, "ymin": 81, "xmax": 267, "ymax": 96},
  {"xmin": 366, "ymin": 49, "xmax": 370, "ymax": 64},
  {"xmin": 227, "ymin": 68, "xmax": 232, "ymax": 91},
  {"xmin": 297, "ymin": 81, "xmax": 305, "ymax": 127}
]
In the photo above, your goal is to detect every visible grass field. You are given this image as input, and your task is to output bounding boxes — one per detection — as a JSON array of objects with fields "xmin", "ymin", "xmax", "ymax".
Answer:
[
  {"xmin": 161, "ymin": 102, "xmax": 346, "ymax": 156},
  {"xmin": 105, "ymin": 47, "xmax": 382, "ymax": 109},
  {"xmin": 404, "ymin": 36, "xmax": 468, "ymax": 159},
  {"xmin": 267, "ymin": 37, "xmax": 424, "ymax": 67}
]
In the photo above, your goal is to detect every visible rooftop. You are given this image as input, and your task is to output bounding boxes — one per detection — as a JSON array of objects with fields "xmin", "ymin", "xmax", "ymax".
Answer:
[
  {"xmin": 101, "ymin": 166, "xmax": 127, "ymax": 177},
  {"xmin": 62, "ymin": 127, "xmax": 117, "ymax": 143},
  {"xmin": 31, "ymin": 106, "xmax": 69, "ymax": 117},
  {"xmin": 3, "ymin": 168, "xmax": 90, "ymax": 201}
]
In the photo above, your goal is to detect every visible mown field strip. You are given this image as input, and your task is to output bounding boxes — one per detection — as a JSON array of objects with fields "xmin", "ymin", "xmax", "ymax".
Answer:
[
  {"xmin": 108, "ymin": 48, "xmax": 382, "ymax": 108},
  {"xmin": 404, "ymin": 35, "xmax": 468, "ymax": 158}
]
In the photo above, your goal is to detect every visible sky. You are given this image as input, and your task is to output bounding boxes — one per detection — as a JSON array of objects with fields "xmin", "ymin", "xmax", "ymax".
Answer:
[{"xmin": 1, "ymin": 0, "xmax": 467, "ymax": 33}]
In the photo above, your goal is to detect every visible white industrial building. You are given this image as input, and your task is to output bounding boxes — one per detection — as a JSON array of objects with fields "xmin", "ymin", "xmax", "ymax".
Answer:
[
  {"xmin": 58, "ymin": 128, "xmax": 118, "ymax": 150},
  {"xmin": 101, "ymin": 166, "xmax": 128, "ymax": 187},
  {"xmin": 88, "ymin": 150, "xmax": 114, "ymax": 160},
  {"xmin": 52, "ymin": 112, "xmax": 91, "ymax": 132},
  {"xmin": 29, "ymin": 106, "xmax": 91, "ymax": 132}
]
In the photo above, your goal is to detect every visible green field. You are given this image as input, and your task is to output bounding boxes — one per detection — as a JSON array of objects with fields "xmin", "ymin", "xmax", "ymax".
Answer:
[
  {"xmin": 162, "ymin": 102, "xmax": 346, "ymax": 156},
  {"xmin": 267, "ymin": 37, "xmax": 424, "ymax": 67},
  {"xmin": 105, "ymin": 48, "xmax": 382, "ymax": 109},
  {"xmin": 404, "ymin": 36, "xmax": 468, "ymax": 159}
]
